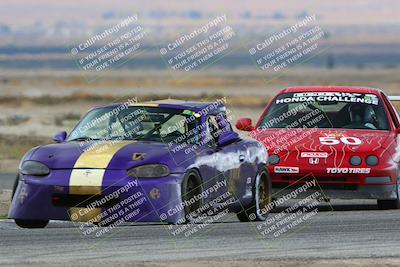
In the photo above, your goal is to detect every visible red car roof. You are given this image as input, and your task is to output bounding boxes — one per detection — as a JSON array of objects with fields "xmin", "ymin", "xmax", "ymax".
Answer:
[{"xmin": 280, "ymin": 86, "xmax": 383, "ymax": 95}]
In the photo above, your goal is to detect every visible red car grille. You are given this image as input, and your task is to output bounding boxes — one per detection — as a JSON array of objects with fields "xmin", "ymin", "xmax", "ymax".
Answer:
[{"xmin": 282, "ymin": 176, "xmax": 348, "ymax": 182}]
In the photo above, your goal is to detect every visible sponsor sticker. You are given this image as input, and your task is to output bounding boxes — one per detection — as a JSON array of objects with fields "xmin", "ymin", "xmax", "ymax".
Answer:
[
  {"xmin": 308, "ymin": 158, "xmax": 319, "ymax": 165},
  {"xmin": 274, "ymin": 166, "xmax": 300, "ymax": 174},
  {"xmin": 276, "ymin": 92, "xmax": 379, "ymax": 105},
  {"xmin": 327, "ymin": 168, "xmax": 371, "ymax": 174},
  {"xmin": 301, "ymin": 152, "xmax": 328, "ymax": 158}
]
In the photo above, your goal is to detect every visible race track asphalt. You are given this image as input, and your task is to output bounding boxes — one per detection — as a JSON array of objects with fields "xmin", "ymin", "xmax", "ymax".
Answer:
[{"xmin": 1, "ymin": 173, "xmax": 400, "ymax": 266}]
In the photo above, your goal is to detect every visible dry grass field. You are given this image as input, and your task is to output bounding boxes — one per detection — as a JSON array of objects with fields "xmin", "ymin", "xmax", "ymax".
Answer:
[{"xmin": 1, "ymin": 67, "xmax": 400, "ymax": 172}]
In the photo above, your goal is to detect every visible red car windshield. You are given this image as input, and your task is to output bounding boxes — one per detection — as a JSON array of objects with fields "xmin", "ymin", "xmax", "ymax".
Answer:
[{"xmin": 258, "ymin": 92, "xmax": 390, "ymax": 130}]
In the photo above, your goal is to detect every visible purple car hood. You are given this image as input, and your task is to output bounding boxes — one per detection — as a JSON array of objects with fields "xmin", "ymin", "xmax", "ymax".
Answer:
[{"xmin": 29, "ymin": 140, "xmax": 174, "ymax": 170}]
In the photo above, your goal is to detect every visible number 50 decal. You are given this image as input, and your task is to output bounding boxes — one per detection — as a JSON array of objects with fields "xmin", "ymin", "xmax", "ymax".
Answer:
[{"xmin": 319, "ymin": 136, "xmax": 362, "ymax": 146}]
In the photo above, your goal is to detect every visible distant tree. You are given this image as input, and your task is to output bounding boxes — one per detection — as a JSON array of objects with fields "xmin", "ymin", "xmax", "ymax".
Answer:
[
  {"xmin": 356, "ymin": 63, "xmax": 365, "ymax": 70},
  {"xmin": 188, "ymin": 10, "xmax": 202, "ymax": 19},
  {"xmin": 102, "ymin": 11, "xmax": 116, "ymax": 20},
  {"xmin": 384, "ymin": 63, "xmax": 397, "ymax": 69},
  {"xmin": 0, "ymin": 23, "xmax": 11, "ymax": 35},
  {"xmin": 272, "ymin": 11, "xmax": 286, "ymax": 20},
  {"xmin": 297, "ymin": 11, "xmax": 310, "ymax": 19},
  {"xmin": 327, "ymin": 55, "xmax": 335, "ymax": 69},
  {"xmin": 241, "ymin": 11, "xmax": 252, "ymax": 19}
]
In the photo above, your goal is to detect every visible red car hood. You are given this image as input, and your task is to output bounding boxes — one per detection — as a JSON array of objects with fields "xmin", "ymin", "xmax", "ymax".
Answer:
[{"xmin": 251, "ymin": 128, "xmax": 395, "ymax": 154}]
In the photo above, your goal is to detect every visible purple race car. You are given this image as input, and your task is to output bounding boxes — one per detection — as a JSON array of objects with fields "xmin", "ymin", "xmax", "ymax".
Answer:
[{"xmin": 9, "ymin": 99, "xmax": 270, "ymax": 228}]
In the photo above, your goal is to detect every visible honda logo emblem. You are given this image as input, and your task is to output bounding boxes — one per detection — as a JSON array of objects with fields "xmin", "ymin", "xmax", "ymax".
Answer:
[{"xmin": 309, "ymin": 158, "xmax": 319, "ymax": 165}]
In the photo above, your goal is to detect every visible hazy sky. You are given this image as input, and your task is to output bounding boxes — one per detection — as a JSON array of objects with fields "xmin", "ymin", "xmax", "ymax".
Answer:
[{"xmin": 1, "ymin": 0, "xmax": 400, "ymax": 26}]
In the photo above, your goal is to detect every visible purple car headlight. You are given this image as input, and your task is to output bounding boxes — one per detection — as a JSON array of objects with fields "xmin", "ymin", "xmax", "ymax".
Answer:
[
  {"xmin": 127, "ymin": 164, "xmax": 169, "ymax": 178},
  {"xmin": 20, "ymin": 160, "xmax": 50, "ymax": 176}
]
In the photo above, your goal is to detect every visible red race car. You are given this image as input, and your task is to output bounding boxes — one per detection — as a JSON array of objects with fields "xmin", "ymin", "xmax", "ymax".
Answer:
[{"xmin": 236, "ymin": 86, "xmax": 400, "ymax": 209}]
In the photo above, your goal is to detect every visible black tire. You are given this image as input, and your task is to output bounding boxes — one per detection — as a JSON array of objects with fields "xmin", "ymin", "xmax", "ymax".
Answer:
[
  {"xmin": 15, "ymin": 219, "xmax": 49, "ymax": 229},
  {"xmin": 11, "ymin": 174, "xmax": 19, "ymax": 199},
  {"xmin": 181, "ymin": 170, "xmax": 203, "ymax": 222},
  {"xmin": 378, "ymin": 174, "xmax": 400, "ymax": 210},
  {"xmin": 93, "ymin": 221, "xmax": 113, "ymax": 227},
  {"xmin": 237, "ymin": 167, "xmax": 272, "ymax": 222},
  {"xmin": 12, "ymin": 174, "xmax": 49, "ymax": 228},
  {"xmin": 377, "ymin": 198, "xmax": 400, "ymax": 210}
]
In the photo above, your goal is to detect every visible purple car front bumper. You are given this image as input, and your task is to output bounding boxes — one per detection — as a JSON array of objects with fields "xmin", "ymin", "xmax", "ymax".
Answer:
[{"xmin": 8, "ymin": 169, "xmax": 186, "ymax": 224}]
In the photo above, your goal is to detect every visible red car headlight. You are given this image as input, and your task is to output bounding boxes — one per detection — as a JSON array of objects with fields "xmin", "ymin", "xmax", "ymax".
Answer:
[
  {"xmin": 268, "ymin": 154, "xmax": 280, "ymax": 165},
  {"xmin": 366, "ymin": 155, "xmax": 379, "ymax": 166},
  {"xmin": 350, "ymin": 156, "xmax": 362, "ymax": 166}
]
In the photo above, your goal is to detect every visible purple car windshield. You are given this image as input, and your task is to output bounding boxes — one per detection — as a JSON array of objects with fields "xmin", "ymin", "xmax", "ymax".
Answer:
[{"xmin": 67, "ymin": 106, "xmax": 201, "ymax": 143}]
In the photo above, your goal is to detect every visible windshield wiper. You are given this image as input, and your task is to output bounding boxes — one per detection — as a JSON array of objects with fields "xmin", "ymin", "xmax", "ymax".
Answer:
[
  {"xmin": 110, "ymin": 136, "xmax": 160, "ymax": 141},
  {"xmin": 68, "ymin": 137, "xmax": 102, "ymax": 142}
]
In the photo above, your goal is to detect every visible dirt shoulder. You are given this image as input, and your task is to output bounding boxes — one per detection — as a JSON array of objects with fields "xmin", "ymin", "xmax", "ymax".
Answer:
[
  {"xmin": 0, "ymin": 190, "xmax": 11, "ymax": 217},
  {"xmin": 2, "ymin": 259, "xmax": 400, "ymax": 267}
]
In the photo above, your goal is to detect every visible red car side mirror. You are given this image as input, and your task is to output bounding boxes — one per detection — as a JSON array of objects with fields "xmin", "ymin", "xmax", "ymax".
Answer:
[{"xmin": 236, "ymin": 118, "xmax": 254, "ymax": 131}]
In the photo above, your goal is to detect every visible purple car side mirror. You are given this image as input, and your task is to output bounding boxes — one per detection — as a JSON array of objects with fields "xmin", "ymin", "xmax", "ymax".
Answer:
[
  {"xmin": 217, "ymin": 131, "xmax": 240, "ymax": 147},
  {"xmin": 53, "ymin": 131, "xmax": 67, "ymax": 143}
]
